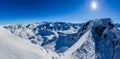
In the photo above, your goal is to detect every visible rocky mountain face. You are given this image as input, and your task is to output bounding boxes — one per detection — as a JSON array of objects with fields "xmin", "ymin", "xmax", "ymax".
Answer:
[
  {"xmin": 71, "ymin": 18, "xmax": 120, "ymax": 59},
  {"xmin": 4, "ymin": 18, "xmax": 120, "ymax": 59}
]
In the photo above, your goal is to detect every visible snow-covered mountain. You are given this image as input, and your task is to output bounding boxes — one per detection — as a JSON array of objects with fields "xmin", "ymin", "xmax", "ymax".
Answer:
[
  {"xmin": 0, "ymin": 26, "xmax": 59, "ymax": 59},
  {"xmin": 1, "ymin": 18, "xmax": 120, "ymax": 59},
  {"xmin": 4, "ymin": 22, "xmax": 83, "ymax": 52},
  {"xmin": 68, "ymin": 18, "xmax": 120, "ymax": 59},
  {"xmin": 115, "ymin": 23, "xmax": 120, "ymax": 30}
]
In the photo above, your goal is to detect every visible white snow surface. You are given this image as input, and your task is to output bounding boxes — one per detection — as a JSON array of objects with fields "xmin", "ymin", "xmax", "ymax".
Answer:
[
  {"xmin": 0, "ymin": 25, "xmax": 92, "ymax": 59},
  {"xmin": 0, "ymin": 26, "xmax": 59, "ymax": 59},
  {"xmin": 64, "ymin": 29, "xmax": 91, "ymax": 54},
  {"xmin": 58, "ymin": 26, "xmax": 78, "ymax": 34},
  {"xmin": 0, "ymin": 25, "xmax": 94, "ymax": 59},
  {"xmin": 118, "ymin": 27, "xmax": 120, "ymax": 30}
]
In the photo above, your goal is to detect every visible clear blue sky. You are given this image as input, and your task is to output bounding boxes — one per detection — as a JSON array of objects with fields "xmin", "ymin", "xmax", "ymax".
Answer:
[{"xmin": 0, "ymin": 0, "xmax": 120, "ymax": 24}]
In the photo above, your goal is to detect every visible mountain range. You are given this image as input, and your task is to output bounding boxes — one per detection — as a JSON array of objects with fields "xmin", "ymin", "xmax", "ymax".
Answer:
[{"xmin": 1, "ymin": 18, "xmax": 120, "ymax": 59}]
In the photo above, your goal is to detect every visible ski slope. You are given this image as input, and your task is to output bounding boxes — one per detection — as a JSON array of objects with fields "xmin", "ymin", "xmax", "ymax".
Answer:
[
  {"xmin": 0, "ymin": 26, "xmax": 58, "ymax": 59},
  {"xmin": 64, "ymin": 29, "xmax": 91, "ymax": 54}
]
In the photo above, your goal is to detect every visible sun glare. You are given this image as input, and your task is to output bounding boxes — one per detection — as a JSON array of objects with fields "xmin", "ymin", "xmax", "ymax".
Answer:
[{"xmin": 91, "ymin": 1, "xmax": 97, "ymax": 10}]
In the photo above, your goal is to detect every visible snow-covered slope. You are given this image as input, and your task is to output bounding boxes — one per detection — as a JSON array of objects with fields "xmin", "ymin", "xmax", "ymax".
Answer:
[
  {"xmin": 2, "ymin": 18, "xmax": 120, "ymax": 59},
  {"xmin": 0, "ymin": 26, "xmax": 59, "ymax": 59},
  {"xmin": 4, "ymin": 22, "xmax": 83, "ymax": 52},
  {"xmin": 64, "ymin": 29, "xmax": 92, "ymax": 55}
]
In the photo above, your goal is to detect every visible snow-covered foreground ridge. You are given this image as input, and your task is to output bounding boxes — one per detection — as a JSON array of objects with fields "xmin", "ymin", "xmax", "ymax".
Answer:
[
  {"xmin": 0, "ymin": 26, "xmax": 60, "ymax": 59},
  {"xmin": 1, "ymin": 18, "xmax": 120, "ymax": 59},
  {"xmin": 0, "ymin": 25, "xmax": 92, "ymax": 59}
]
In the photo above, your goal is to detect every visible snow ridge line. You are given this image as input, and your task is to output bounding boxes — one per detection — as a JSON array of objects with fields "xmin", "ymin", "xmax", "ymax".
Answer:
[{"xmin": 64, "ymin": 29, "xmax": 91, "ymax": 55}]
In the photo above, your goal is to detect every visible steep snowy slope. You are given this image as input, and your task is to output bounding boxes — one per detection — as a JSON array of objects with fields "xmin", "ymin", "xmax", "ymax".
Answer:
[
  {"xmin": 64, "ymin": 29, "xmax": 92, "ymax": 55},
  {"xmin": 4, "ymin": 22, "xmax": 83, "ymax": 52},
  {"xmin": 0, "ymin": 26, "xmax": 59, "ymax": 59}
]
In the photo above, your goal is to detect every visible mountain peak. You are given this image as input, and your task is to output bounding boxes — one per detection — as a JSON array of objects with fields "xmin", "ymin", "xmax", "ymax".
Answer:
[
  {"xmin": 81, "ymin": 18, "xmax": 114, "ymax": 33},
  {"xmin": 71, "ymin": 18, "xmax": 120, "ymax": 59}
]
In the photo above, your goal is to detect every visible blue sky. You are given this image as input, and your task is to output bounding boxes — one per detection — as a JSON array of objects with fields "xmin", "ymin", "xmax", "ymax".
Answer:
[{"xmin": 0, "ymin": 0, "xmax": 120, "ymax": 24}]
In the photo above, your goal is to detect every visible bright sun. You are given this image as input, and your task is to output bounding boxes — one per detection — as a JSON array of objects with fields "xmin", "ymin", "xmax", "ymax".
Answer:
[{"xmin": 91, "ymin": 1, "xmax": 98, "ymax": 10}]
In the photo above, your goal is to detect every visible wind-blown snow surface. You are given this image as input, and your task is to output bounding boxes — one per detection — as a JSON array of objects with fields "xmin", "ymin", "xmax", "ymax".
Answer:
[
  {"xmin": 0, "ymin": 26, "xmax": 59, "ymax": 59},
  {"xmin": 1, "ymin": 18, "xmax": 120, "ymax": 59}
]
